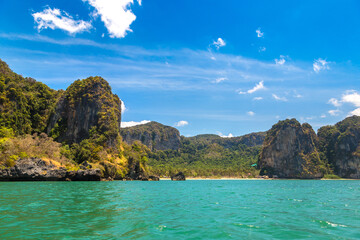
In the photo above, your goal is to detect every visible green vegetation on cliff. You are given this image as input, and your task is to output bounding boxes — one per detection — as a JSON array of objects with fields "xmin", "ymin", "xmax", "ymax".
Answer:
[
  {"xmin": 0, "ymin": 60, "xmax": 59, "ymax": 135},
  {"xmin": 318, "ymin": 116, "xmax": 360, "ymax": 178},
  {"xmin": 0, "ymin": 59, "xmax": 149, "ymax": 180}
]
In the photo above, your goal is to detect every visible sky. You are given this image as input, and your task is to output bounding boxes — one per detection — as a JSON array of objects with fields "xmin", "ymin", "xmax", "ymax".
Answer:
[{"xmin": 0, "ymin": 0, "xmax": 360, "ymax": 137}]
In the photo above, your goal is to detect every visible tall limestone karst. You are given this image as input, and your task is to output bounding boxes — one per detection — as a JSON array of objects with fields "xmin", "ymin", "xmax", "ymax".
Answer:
[
  {"xmin": 258, "ymin": 119, "xmax": 326, "ymax": 178},
  {"xmin": 120, "ymin": 121, "xmax": 181, "ymax": 151},
  {"xmin": 47, "ymin": 76, "xmax": 122, "ymax": 146},
  {"xmin": 318, "ymin": 116, "xmax": 360, "ymax": 178}
]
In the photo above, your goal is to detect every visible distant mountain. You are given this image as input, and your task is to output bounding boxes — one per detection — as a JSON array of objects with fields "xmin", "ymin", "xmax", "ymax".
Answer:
[{"xmin": 120, "ymin": 121, "xmax": 181, "ymax": 151}]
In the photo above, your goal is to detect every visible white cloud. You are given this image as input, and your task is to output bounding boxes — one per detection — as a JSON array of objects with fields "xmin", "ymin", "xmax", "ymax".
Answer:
[
  {"xmin": 213, "ymin": 38, "xmax": 226, "ymax": 49},
  {"xmin": 328, "ymin": 98, "xmax": 341, "ymax": 107},
  {"xmin": 121, "ymin": 120, "xmax": 150, "ymax": 128},
  {"xmin": 253, "ymin": 97, "xmax": 263, "ymax": 101},
  {"xmin": 275, "ymin": 55, "xmax": 286, "ymax": 65},
  {"xmin": 120, "ymin": 100, "xmax": 127, "ymax": 113},
  {"xmin": 256, "ymin": 28, "xmax": 264, "ymax": 38},
  {"xmin": 217, "ymin": 132, "xmax": 234, "ymax": 138},
  {"xmin": 214, "ymin": 77, "xmax": 226, "ymax": 83},
  {"xmin": 320, "ymin": 114, "xmax": 326, "ymax": 118},
  {"xmin": 341, "ymin": 91, "xmax": 360, "ymax": 107},
  {"xmin": 84, "ymin": 0, "xmax": 141, "ymax": 38},
  {"xmin": 328, "ymin": 109, "xmax": 340, "ymax": 116},
  {"xmin": 32, "ymin": 7, "xmax": 92, "ymax": 34},
  {"xmin": 238, "ymin": 81, "xmax": 265, "ymax": 94},
  {"xmin": 272, "ymin": 94, "xmax": 287, "ymax": 101},
  {"xmin": 175, "ymin": 120, "xmax": 188, "ymax": 127},
  {"xmin": 313, "ymin": 58, "xmax": 330, "ymax": 73},
  {"xmin": 247, "ymin": 111, "xmax": 255, "ymax": 116},
  {"xmin": 350, "ymin": 108, "xmax": 360, "ymax": 116},
  {"xmin": 258, "ymin": 46, "xmax": 266, "ymax": 52}
]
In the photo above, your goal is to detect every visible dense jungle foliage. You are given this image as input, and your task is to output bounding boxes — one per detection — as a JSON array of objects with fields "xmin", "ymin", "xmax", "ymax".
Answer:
[{"xmin": 147, "ymin": 135, "xmax": 262, "ymax": 177}]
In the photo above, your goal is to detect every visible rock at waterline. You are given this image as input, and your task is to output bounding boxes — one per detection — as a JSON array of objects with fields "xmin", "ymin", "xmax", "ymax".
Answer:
[
  {"xmin": 0, "ymin": 158, "xmax": 101, "ymax": 181},
  {"xmin": 171, "ymin": 172, "xmax": 186, "ymax": 181}
]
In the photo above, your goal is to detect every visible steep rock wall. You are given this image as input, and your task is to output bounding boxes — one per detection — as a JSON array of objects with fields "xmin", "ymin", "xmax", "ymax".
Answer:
[{"xmin": 259, "ymin": 119, "xmax": 325, "ymax": 178}]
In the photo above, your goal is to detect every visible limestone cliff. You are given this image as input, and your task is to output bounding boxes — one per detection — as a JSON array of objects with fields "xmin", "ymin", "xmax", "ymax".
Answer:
[
  {"xmin": 259, "ymin": 119, "xmax": 325, "ymax": 179},
  {"xmin": 47, "ymin": 76, "xmax": 122, "ymax": 146},
  {"xmin": 318, "ymin": 116, "xmax": 360, "ymax": 178},
  {"xmin": 120, "ymin": 121, "xmax": 181, "ymax": 151}
]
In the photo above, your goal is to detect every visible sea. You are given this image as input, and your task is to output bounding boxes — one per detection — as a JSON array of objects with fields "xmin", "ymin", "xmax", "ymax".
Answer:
[{"xmin": 0, "ymin": 180, "xmax": 359, "ymax": 239}]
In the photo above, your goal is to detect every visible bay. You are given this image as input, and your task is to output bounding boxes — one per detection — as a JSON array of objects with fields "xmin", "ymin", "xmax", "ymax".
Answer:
[{"xmin": 0, "ymin": 180, "xmax": 359, "ymax": 239}]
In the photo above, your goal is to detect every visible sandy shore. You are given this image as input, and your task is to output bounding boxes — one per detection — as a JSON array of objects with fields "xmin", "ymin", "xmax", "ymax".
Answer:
[
  {"xmin": 159, "ymin": 177, "xmax": 268, "ymax": 180},
  {"xmin": 159, "ymin": 177, "xmax": 359, "ymax": 181}
]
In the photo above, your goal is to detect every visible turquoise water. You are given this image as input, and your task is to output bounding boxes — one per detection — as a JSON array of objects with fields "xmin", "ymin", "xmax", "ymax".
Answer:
[{"xmin": 0, "ymin": 180, "xmax": 359, "ymax": 239}]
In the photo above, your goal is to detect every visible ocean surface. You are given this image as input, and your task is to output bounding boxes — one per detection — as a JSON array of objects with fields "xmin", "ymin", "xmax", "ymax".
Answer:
[{"xmin": 0, "ymin": 180, "xmax": 359, "ymax": 240}]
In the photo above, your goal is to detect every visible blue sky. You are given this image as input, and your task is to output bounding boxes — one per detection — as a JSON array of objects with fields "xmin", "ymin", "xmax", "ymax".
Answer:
[{"xmin": 1, "ymin": 0, "xmax": 360, "ymax": 136}]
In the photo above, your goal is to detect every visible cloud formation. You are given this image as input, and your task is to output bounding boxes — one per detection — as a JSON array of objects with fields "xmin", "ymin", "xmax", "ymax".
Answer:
[
  {"xmin": 328, "ymin": 91, "xmax": 360, "ymax": 116},
  {"xmin": 272, "ymin": 94, "xmax": 287, "ymax": 101},
  {"xmin": 350, "ymin": 108, "xmax": 360, "ymax": 116},
  {"xmin": 212, "ymin": 38, "xmax": 226, "ymax": 49},
  {"xmin": 328, "ymin": 109, "xmax": 340, "ymax": 116},
  {"xmin": 238, "ymin": 81, "xmax": 265, "ymax": 94},
  {"xmin": 275, "ymin": 55, "xmax": 286, "ymax": 65},
  {"xmin": 328, "ymin": 98, "xmax": 341, "ymax": 107},
  {"xmin": 121, "ymin": 120, "xmax": 150, "ymax": 128},
  {"xmin": 253, "ymin": 97, "xmax": 263, "ymax": 101},
  {"xmin": 84, "ymin": 0, "xmax": 141, "ymax": 38},
  {"xmin": 217, "ymin": 132, "xmax": 234, "ymax": 138},
  {"xmin": 32, "ymin": 8, "xmax": 92, "ymax": 34},
  {"xmin": 342, "ymin": 91, "xmax": 360, "ymax": 107},
  {"xmin": 258, "ymin": 46, "xmax": 266, "ymax": 52},
  {"xmin": 214, "ymin": 77, "xmax": 227, "ymax": 83},
  {"xmin": 175, "ymin": 120, "xmax": 188, "ymax": 127},
  {"xmin": 256, "ymin": 28, "xmax": 264, "ymax": 38},
  {"xmin": 313, "ymin": 58, "xmax": 330, "ymax": 73},
  {"xmin": 247, "ymin": 111, "xmax": 255, "ymax": 116}
]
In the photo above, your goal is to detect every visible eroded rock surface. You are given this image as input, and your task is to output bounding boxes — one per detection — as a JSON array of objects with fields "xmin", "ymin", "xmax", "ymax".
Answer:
[
  {"xmin": 0, "ymin": 158, "xmax": 101, "ymax": 181},
  {"xmin": 259, "ymin": 119, "xmax": 325, "ymax": 179}
]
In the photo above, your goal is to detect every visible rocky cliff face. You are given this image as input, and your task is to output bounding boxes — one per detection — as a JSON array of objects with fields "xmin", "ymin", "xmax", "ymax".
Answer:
[
  {"xmin": 259, "ymin": 119, "xmax": 325, "ymax": 179},
  {"xmin": 120, "ymin": 121, "xmax": 181, "ymax": 151},
  {"xmin": 47, "ymin": 76, "xmax": 122, "ymax": 146},
  {"xmin": 318, "ymin": 116, "xmax": 360, "ymax": 178}
]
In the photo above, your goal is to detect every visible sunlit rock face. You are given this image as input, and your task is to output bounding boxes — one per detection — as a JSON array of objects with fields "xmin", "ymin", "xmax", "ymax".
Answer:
[
  {"xmin": 47, "ymin": 76, "xmax": 122, "ymax": 146},
  {"xmin": 259, "ymin": 119, "xmax": 325, "ymax": 179}
]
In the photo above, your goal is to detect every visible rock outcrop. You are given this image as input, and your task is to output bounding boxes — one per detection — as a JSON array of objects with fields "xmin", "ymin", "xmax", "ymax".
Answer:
[
  {"xmin": 171, "ymin": 172, "xmax": 186, "ymax": 181},
  {"xmin": 318, "ymin": 116, "xmax": 360, "ymax": 178},
  {"xmin": 0, "ymin": 158, "xmax": 101, "ymax": 181},
  {"xmin": 120, "ymin": 121, "xmax": 181, "ymax": 151},
  {"xmin": 259, "ymin": 119, "xmax": 325, "ymax": 179},
  {"xmin": 47, "ymin": 76, "xmax": 122, "ymax": 146}
]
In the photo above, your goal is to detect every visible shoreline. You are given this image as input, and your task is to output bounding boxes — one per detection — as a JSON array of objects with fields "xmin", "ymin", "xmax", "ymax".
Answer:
[{"xmin": 159, "ymin": 177, "xmax": 359, "ymax": 181}]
